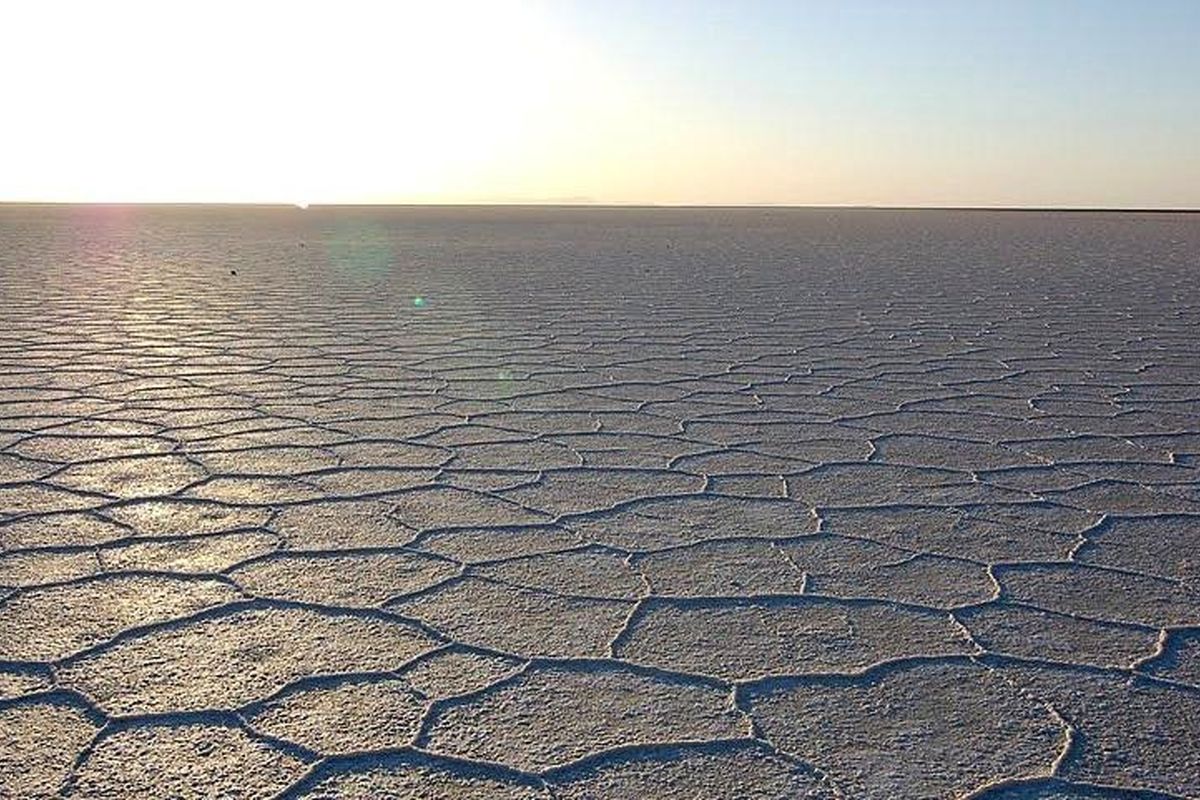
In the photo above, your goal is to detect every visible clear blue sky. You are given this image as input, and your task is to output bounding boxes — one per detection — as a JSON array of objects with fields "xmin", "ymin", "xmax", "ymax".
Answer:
[
  {"xmin": 3, "ymin": 0, "xmax": 1197, "ymax": 206},
  {"xmin": 554, "ymin": 0, "xmax": 1200, "ymax": 206}
]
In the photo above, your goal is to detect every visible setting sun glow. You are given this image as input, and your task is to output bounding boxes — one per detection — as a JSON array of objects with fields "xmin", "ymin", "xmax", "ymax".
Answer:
[
  {"xmin": 5, "ymin": 1, "xmax": 643, "ymax": 204},
  {"xmin": 3, "ymin": 0, "xmax": 1198, "ymax": 207}
]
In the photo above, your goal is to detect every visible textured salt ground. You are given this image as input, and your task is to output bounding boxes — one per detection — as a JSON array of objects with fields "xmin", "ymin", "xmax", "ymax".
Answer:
[{"xmin": 1, "ymin": 206, "xmax": 1200, "ymax": 799}]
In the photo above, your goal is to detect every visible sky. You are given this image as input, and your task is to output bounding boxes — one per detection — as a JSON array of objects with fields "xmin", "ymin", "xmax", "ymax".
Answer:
[{"xmin": 2, "ymin": 0, "xmax": 1198, "ymax": 207}]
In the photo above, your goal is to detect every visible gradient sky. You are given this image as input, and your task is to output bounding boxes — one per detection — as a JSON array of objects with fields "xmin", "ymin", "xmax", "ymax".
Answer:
[{"xmin": 3, "ymin": 0, "xmax": 1198, "ymax": 206}]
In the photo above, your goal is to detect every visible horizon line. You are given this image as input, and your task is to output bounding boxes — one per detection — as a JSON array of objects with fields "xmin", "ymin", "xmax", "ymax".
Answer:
[{"xmin": 1, "ymin": 201, "xmax": 1197, "ymax": 213}]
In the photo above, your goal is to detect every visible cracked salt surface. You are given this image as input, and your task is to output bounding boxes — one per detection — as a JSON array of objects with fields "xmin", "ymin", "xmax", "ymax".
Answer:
[{"xmin": 1, "ymin": 206, "xmax": 1199, "ymax": 798}]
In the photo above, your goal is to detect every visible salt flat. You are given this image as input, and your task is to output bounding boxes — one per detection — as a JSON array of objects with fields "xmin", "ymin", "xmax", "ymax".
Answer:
[{"xmin": 1, "ymin": 205, "xmax": 1198, "ymax": 798}]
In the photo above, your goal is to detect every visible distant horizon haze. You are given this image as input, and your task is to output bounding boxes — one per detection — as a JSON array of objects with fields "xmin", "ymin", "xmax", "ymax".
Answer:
[
  {"xmin": 3, "ymin": 0, "xmax": 1198, "ymax": 208},
  {"xmin": 2, "ymin": 201, "xmax": 1198, "ymax": 212}
]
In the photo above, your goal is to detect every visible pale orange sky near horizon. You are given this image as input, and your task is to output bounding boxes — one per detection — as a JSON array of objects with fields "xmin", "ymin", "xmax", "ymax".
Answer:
[{"xmin": 3, "ymin": 0, "xmax": 1198, "ymax": 208}]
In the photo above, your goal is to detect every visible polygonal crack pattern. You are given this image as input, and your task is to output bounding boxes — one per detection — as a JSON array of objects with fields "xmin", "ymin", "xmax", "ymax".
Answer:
[{"xmin": 1, "ymin": 206, "xmax": 1198, "ymax": 797}]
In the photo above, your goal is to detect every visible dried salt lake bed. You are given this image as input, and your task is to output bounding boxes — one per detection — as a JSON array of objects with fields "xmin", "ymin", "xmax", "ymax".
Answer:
[{"xmin": 1, "ymin": 205, "xmax": 1199, "ymax": 798}]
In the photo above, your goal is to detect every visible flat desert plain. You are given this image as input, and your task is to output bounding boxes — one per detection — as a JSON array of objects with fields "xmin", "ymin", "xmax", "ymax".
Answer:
[{"xmin": 1, "ymin": 206, "xmax": 1199, "ymax": 799}]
